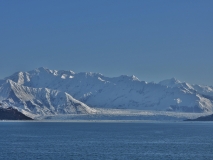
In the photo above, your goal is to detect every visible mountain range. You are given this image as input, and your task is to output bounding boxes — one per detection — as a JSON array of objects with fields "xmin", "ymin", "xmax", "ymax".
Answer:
[{"xmin": 1, "ymin": 67, "xmax": 213, "ymax": 117}]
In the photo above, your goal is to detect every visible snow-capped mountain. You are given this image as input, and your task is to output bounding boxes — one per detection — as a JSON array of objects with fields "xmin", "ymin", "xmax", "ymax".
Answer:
[
  {"xmin": 0, "ymin": 79, "xmax": 96, "ymax": 117},
  {"xmin": 159, "ymin": 78, "xmax": 213, "ymax": 97},
  {"xmin": 1, "ymin": 67, "xmax": 213, "ymax": 117}
]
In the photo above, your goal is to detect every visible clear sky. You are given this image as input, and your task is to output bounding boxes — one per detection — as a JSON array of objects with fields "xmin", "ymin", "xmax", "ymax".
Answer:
[{"xmin": 0, "ymin": 0, "xmax": 213, "ymax": 85}]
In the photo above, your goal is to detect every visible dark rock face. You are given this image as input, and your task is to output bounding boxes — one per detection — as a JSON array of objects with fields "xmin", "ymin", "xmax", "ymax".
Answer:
[
  {"xmin": 0, "ymin": 107, "xmax": 33, "ymax": 120},
  {"xmin": 184, "ymin": 114, "xmax": 213, "ymax": 121}
]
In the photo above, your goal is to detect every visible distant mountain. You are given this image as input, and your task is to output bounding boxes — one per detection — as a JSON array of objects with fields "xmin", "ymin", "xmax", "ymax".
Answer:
[
  {"xmin": 1, "ymin": 67, "xmax": 213, "ymax": 117},
  {"xmin": 0, "ymin": 107, "xmax": 33, "ymax": 120},
  {"xmin": 159, "ymin": 78, "xmax": 213, "ymax": 97}
]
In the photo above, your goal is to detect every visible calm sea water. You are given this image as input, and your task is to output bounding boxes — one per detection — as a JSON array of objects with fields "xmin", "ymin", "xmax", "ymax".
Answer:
[{"xmin": 0, "ymin": 121, "xmax": 213, "ymax": 160}]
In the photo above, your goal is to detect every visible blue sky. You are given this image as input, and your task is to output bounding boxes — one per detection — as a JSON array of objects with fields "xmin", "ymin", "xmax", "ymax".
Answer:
[{"xmin": 1, "ymin": 0, "xmax": 213, "ymax": 85}]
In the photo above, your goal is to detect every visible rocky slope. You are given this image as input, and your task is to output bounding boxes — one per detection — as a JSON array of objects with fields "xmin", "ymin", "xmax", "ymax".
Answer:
[{"xmin": 0, "ymin": 107, "xmax": 33, "ymax": 120}]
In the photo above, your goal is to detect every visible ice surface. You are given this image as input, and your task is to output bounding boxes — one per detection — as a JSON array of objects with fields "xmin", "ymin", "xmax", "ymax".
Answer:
[{"xmin": 40, "ymin": 108, "xmax": 211, "ymax": 121}]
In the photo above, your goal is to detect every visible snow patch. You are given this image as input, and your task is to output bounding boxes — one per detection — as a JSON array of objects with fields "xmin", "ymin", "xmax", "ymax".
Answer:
[
  {"xmin": 174, "ymin": 98, "xmax": 182, "ymax": 104},
  {"xmin": 98, "ymin": 77, "xmax": 105, "ymax": 82},
  {"xmin": 61, "ymin": 74, "xmax": 67, "ymax": 79}
]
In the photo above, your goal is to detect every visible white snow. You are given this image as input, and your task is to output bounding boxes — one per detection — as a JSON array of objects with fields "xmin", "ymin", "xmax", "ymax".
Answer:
[
  {"xmin": 175, "ymin": 98, "xmax": 182, "ymax": 104},
  {"xmin": 98, "ymin": 77, "xmax": 105, "ymax": 82},
  {"xmin": 1, "ymin": 67, "xmax": 213, "ymax": 120}
]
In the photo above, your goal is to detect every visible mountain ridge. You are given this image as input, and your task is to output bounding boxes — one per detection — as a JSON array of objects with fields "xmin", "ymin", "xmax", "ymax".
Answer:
[{"xmin": 1, "ymin": 67, "xmax": 213, "ymax": 118}]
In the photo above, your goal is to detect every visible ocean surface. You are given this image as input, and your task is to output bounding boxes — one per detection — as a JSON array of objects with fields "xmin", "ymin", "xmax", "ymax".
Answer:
[{"xmin": 0, "ymin": 121, "xmax": 213, "ymax": 160}]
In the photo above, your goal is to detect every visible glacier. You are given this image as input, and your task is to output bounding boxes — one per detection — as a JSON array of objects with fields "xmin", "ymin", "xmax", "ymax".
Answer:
[{"xmin": 1, "ymin": 67, "xmax": 213, "ymax": 119}]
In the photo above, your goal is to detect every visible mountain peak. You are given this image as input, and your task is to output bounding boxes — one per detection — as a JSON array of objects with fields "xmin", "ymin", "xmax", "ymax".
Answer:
[
  {"xmin": 132, "ymin": 75, "xmax": 140, "ymax": 81},
  {"xmin": 159, "ymin": 77, "xmax": 181, "ymax": 88},
  {"xmin": 117, "ymin": 75, "xmax": 140, "ymax": 81},
  {"xmin": 170, "ymin": 77, "xmax": 181, "ymax": 83}
]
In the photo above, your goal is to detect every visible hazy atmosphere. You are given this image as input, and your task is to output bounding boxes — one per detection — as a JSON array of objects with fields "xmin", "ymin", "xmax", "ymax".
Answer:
[
  {"xmin": 1, "ymin": 2, "xmax": 213, "ymax": 159},
  {"xmin": 1, "ymin": 0, "xmax": 213, "ymax": 85}
]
